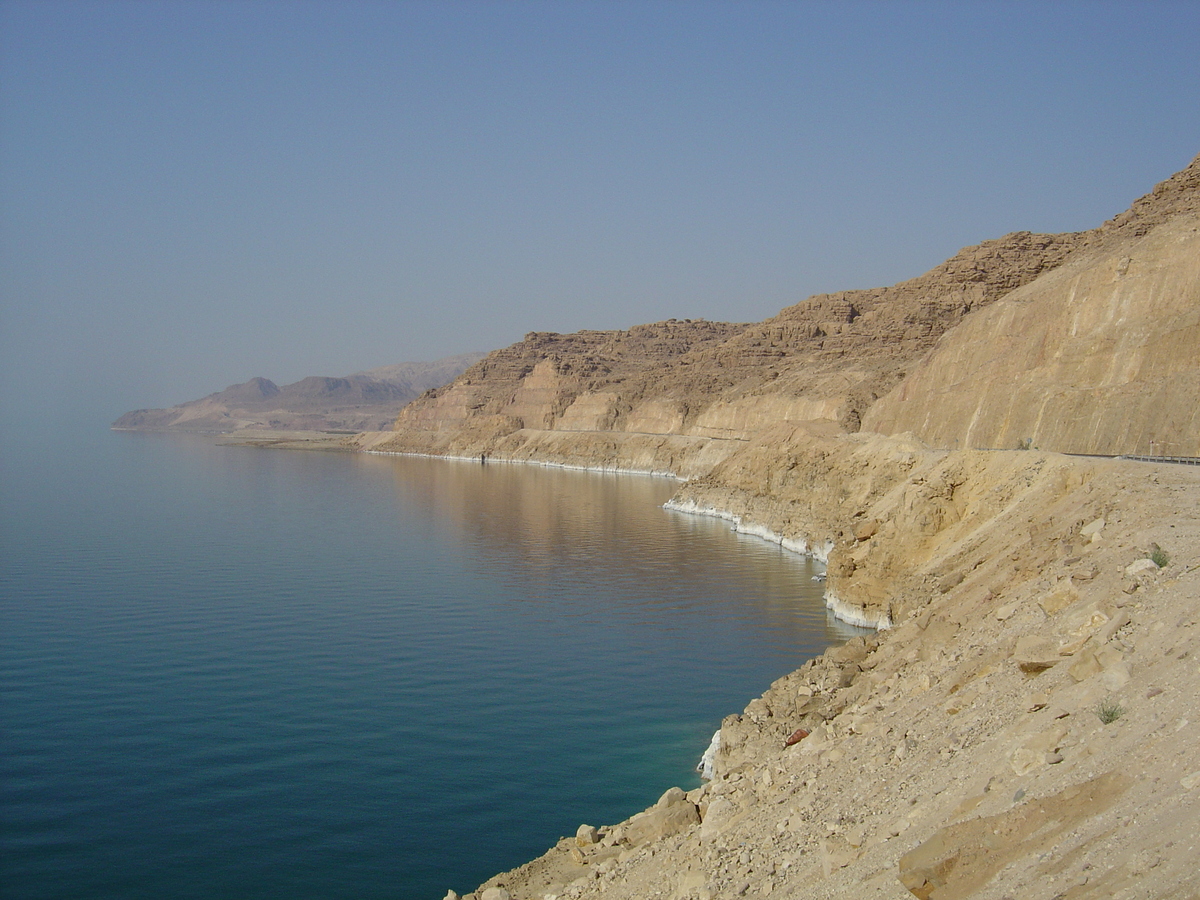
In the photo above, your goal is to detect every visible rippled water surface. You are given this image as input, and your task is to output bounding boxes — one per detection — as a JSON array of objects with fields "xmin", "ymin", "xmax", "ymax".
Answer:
[{"xmin": 0, "ymin": 431, "xmax": 862, "ymax": 899}]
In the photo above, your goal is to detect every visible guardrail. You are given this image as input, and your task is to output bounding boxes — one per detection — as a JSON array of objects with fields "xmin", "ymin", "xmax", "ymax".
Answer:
[
  {"xmin": 963, "ymin": 449, "xmax": 1200, "ymax": 466},
  {"xmin": 1110, "ymin": 454, "xmax": 1200, "ymax": 466}
]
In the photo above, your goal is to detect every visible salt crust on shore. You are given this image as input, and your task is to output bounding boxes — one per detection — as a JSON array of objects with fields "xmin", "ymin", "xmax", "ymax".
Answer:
[{"xmin": 363, "ymin": 448, "xmax": 685, "ymax": 481}]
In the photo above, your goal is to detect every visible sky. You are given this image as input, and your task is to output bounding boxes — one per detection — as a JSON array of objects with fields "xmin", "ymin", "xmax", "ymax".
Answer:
[{"xmin": 2, "ymin": 0, "xmax": 1199, "ymax": 428}]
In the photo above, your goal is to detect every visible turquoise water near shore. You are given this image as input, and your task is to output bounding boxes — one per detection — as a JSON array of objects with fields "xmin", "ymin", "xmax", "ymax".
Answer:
[{"xmin": 0, "ymin": 430, "xmax": 863, "ymax": 899}]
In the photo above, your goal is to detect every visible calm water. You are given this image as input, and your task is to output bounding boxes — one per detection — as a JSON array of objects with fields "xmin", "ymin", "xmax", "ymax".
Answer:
[{"xmin": 0, "ymin": 430, "xmax": 862, "ymax": 899}]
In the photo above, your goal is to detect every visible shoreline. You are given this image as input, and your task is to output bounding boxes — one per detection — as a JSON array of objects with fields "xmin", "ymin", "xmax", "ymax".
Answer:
[
  {"xmin": 131, "ymin": 426, "xmax": 1200, "ymax": 898},
  {"xmin": 452, "ymin": 445, "xmax": 1200, "ymax": 900},
  {"xmin": 662, "ymin": 500, "xmax": 894, "ymax": 631},
  {"xmin": 361, "ymin": 446, "xmax": 686, "ymax": 481}
]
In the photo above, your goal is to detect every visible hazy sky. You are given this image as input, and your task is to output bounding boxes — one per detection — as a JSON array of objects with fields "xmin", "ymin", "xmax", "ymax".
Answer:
[{"xmin": 2, "ymin": 0, "xmax": 1199, "ymax": 426}]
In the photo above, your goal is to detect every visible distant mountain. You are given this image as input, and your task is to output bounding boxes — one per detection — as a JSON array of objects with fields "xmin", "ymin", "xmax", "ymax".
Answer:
[{"xmin": 113, "ymin": 352, "xmax": 486, "ymax": 433}]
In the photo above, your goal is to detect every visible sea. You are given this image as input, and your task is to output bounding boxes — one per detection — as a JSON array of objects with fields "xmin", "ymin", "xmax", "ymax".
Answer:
[{"xmin": 0, "ymin": 428, "xmax": 866, "ymax": 900}]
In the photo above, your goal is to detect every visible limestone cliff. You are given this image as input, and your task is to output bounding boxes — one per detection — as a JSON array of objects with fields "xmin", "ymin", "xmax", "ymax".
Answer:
[
  {"xmin": 371, "ymin": 234, "xmax": 1088, "ymax": 459},
  {"xmin": 367, "ymin": 155, "xmax": 1198, "ymax": 465},
  {"xmin": 863, "ymin": 213, "xmax": 1200, "ymax": 455},
  {"xmin": 357, "ymin": 154, "xmax": 1200, "ymax": 900}
]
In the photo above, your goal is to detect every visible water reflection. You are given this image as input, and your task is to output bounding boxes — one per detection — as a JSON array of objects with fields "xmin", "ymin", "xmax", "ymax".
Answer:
[{"xmin": 366, "ymin": 453, "xmax": 865, "ymax": 655}]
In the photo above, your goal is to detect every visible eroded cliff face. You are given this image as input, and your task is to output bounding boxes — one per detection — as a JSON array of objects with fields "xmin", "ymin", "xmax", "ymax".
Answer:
[
  {"xmin": 374, "ymin": 231, "xmax": 1092, "ymax": 457},
  {"xmin": 360, "ymin": 155, "xmax": 1200, "ymax": 900},
  {"xmin": 374, "ymin": 155, "xmax": 1198, "ymax": 464},
  {"xmin": 864, "ymin": 214, "xmax": 1200, "ymax": 455}
]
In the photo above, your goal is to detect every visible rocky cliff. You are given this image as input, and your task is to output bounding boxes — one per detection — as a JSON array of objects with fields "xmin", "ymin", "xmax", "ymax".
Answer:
[
  {"xmin": 863, "ymin": 213, "xmax": 1200, "ymax": 455},
  {"xmin": 366, "ymin": 229, "xmax": 1084, "ymax": 459},
  {"xmin": 354, "ymin": 155, "xmax": 1200, "ymax": 900},
  {"xmin": 366, "ymin": 155, "xmax": 1198, "ymax": 465},
  {"xmin": 461, "ymin": 441, "xmax": 1200, "ymax": 900}
]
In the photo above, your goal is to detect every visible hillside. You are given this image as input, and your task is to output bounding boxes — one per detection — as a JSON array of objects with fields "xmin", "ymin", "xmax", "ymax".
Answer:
[
  {"xmin": 363, "ymin": 156, "xmax": 1198, "ymax": 464},
  {"xmin": 112, "ymin": 352, "xmax": 484, "ymax": 433},
  {"xmin": 344, "ymin": 154, "xmax": 1200, "ymax": 900}
]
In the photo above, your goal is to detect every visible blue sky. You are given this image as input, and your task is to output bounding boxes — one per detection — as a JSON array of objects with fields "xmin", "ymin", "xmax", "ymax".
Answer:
[{"xmin": 2, "ymin": 0, "xmax": 1199, "ymax": 425}]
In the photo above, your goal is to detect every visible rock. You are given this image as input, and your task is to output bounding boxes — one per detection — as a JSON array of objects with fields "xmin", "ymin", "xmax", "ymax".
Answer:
[
  {"xmin": 854, "ymin": 519, "xmax": 879, "ymax": 541},
  {"xmin": 1011, "ymin": 747, "xmax": 1047, "ymax": 776},
  {"xmin": 656, "ymin": 787, "xmax": 687, "ymax": 809},
  {"xmin": 625, "ymin": 791, "xmax": 701, "ymax": 845},
  {"xmin": 1071, "ymin": 565, "xmax": 1099, "ymax": 582},
  {"xmin": 1125, "ymin": 557, "xmax": 1159, "ymax": 577},
  {"xmin": 699, "ymin": 796, "xmax": 737, "ymax": 842},
  {"xmin": 826, "ymin": 635, "xmax": 869, "ymax": 665},
  {"xmin": 575, "ymin": 824, "xmax": 599, "ymax": 847},
  {"xmin": 1068, "ymin": 650, "xmax": 1104, "ymax": 682},
  {"xmin": 480, "ymin": 889, "xmax": 511, "ymax": 900},
  {"xmin": 1080, "ymin": 517, "xmax": 1106, "ymax": 537},
  {"xmin": 995, "ymin": 601, "xmax": 1020, "ymax": 621},
  {"xmin": 785, "ymin": 728, "xmax": 810, "ymax": 746},
  {"xmin": 1101, "ymin": 662, "xmax": 1131, "ymax": 691},
  {"xmin": 1025, "ymin": 692, "xmax": 1049, "ymax": 711},
  {"xmin": 838, "ymin": 664, "xmax": 861, "ymax": 687},
  {"xmin": 1012, "ymin": 636, "xmax": 1061, "ymax": 673},
  {"xmin": 938, "ymin": 572, "xmax": 965, "ymax": 593},
  {"xmin": 1039, "ymin": 581, "xmax": 1080, "ymax": 615},
  {"xmin": 443, "ymin": 892, "xmax": 460, "ymax": 900}
]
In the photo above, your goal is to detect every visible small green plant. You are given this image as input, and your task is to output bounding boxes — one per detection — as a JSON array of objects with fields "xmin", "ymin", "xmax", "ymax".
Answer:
[
  {"xmin": 1149, "ymin": 546, "xmax": 1170, "ymax": 568},
  {"xmin": 1095, "ymin": 697, "xmax": 1125, "ymax": 724}
]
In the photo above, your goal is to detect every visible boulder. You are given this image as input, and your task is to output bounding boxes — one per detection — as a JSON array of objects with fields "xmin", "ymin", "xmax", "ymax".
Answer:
[
  {"xmin": 854, "ymin": 518, "xmax": 879, "ymax": 541},
  {"xmin": 1125, "ymin": 557, "xmax": 1159, "ymax": 577},
  {"xmin": 624, "ymin": 788, "xmax": 701, "ymax": 846}
]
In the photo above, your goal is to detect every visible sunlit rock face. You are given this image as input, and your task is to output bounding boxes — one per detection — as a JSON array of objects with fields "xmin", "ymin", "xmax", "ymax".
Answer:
[
  {"xmin": 377, "ymin": 155, "xmax": 1200, "ymax": 466},
  {"xmin": 864, "ymin": 212, "xmax": 1200, "ymax": 456}
]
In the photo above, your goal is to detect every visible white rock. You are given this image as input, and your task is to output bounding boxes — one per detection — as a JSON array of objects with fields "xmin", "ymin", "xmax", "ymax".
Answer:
[{"xmin": 1125, "ymin": 557, "xmax": 1159, "ymax": 577}]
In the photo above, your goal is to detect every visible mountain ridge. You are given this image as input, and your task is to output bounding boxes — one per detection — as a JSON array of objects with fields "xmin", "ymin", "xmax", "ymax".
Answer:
[{"xmin": 112, "ymin": 352, "xmax": 485, "ymax": 433}]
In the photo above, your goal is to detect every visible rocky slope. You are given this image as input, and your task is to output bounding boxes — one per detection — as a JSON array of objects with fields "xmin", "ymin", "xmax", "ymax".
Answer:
[
  {"xmin": 460, "ymin": 443, "xmax": 1200, "ymax": 900},
  {"xmin": 112, "ymin": 352, "xmax": 484, "ymax": 433},
  {"xmin": 350, "ymin": 155, "xmax": 1200, "ymax": 900}
]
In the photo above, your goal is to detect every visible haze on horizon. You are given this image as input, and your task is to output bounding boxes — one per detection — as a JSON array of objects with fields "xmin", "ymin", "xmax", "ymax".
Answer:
[{"xmin": 2, "ymin": 0, "xmax": 1198, "ymax": 429}]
